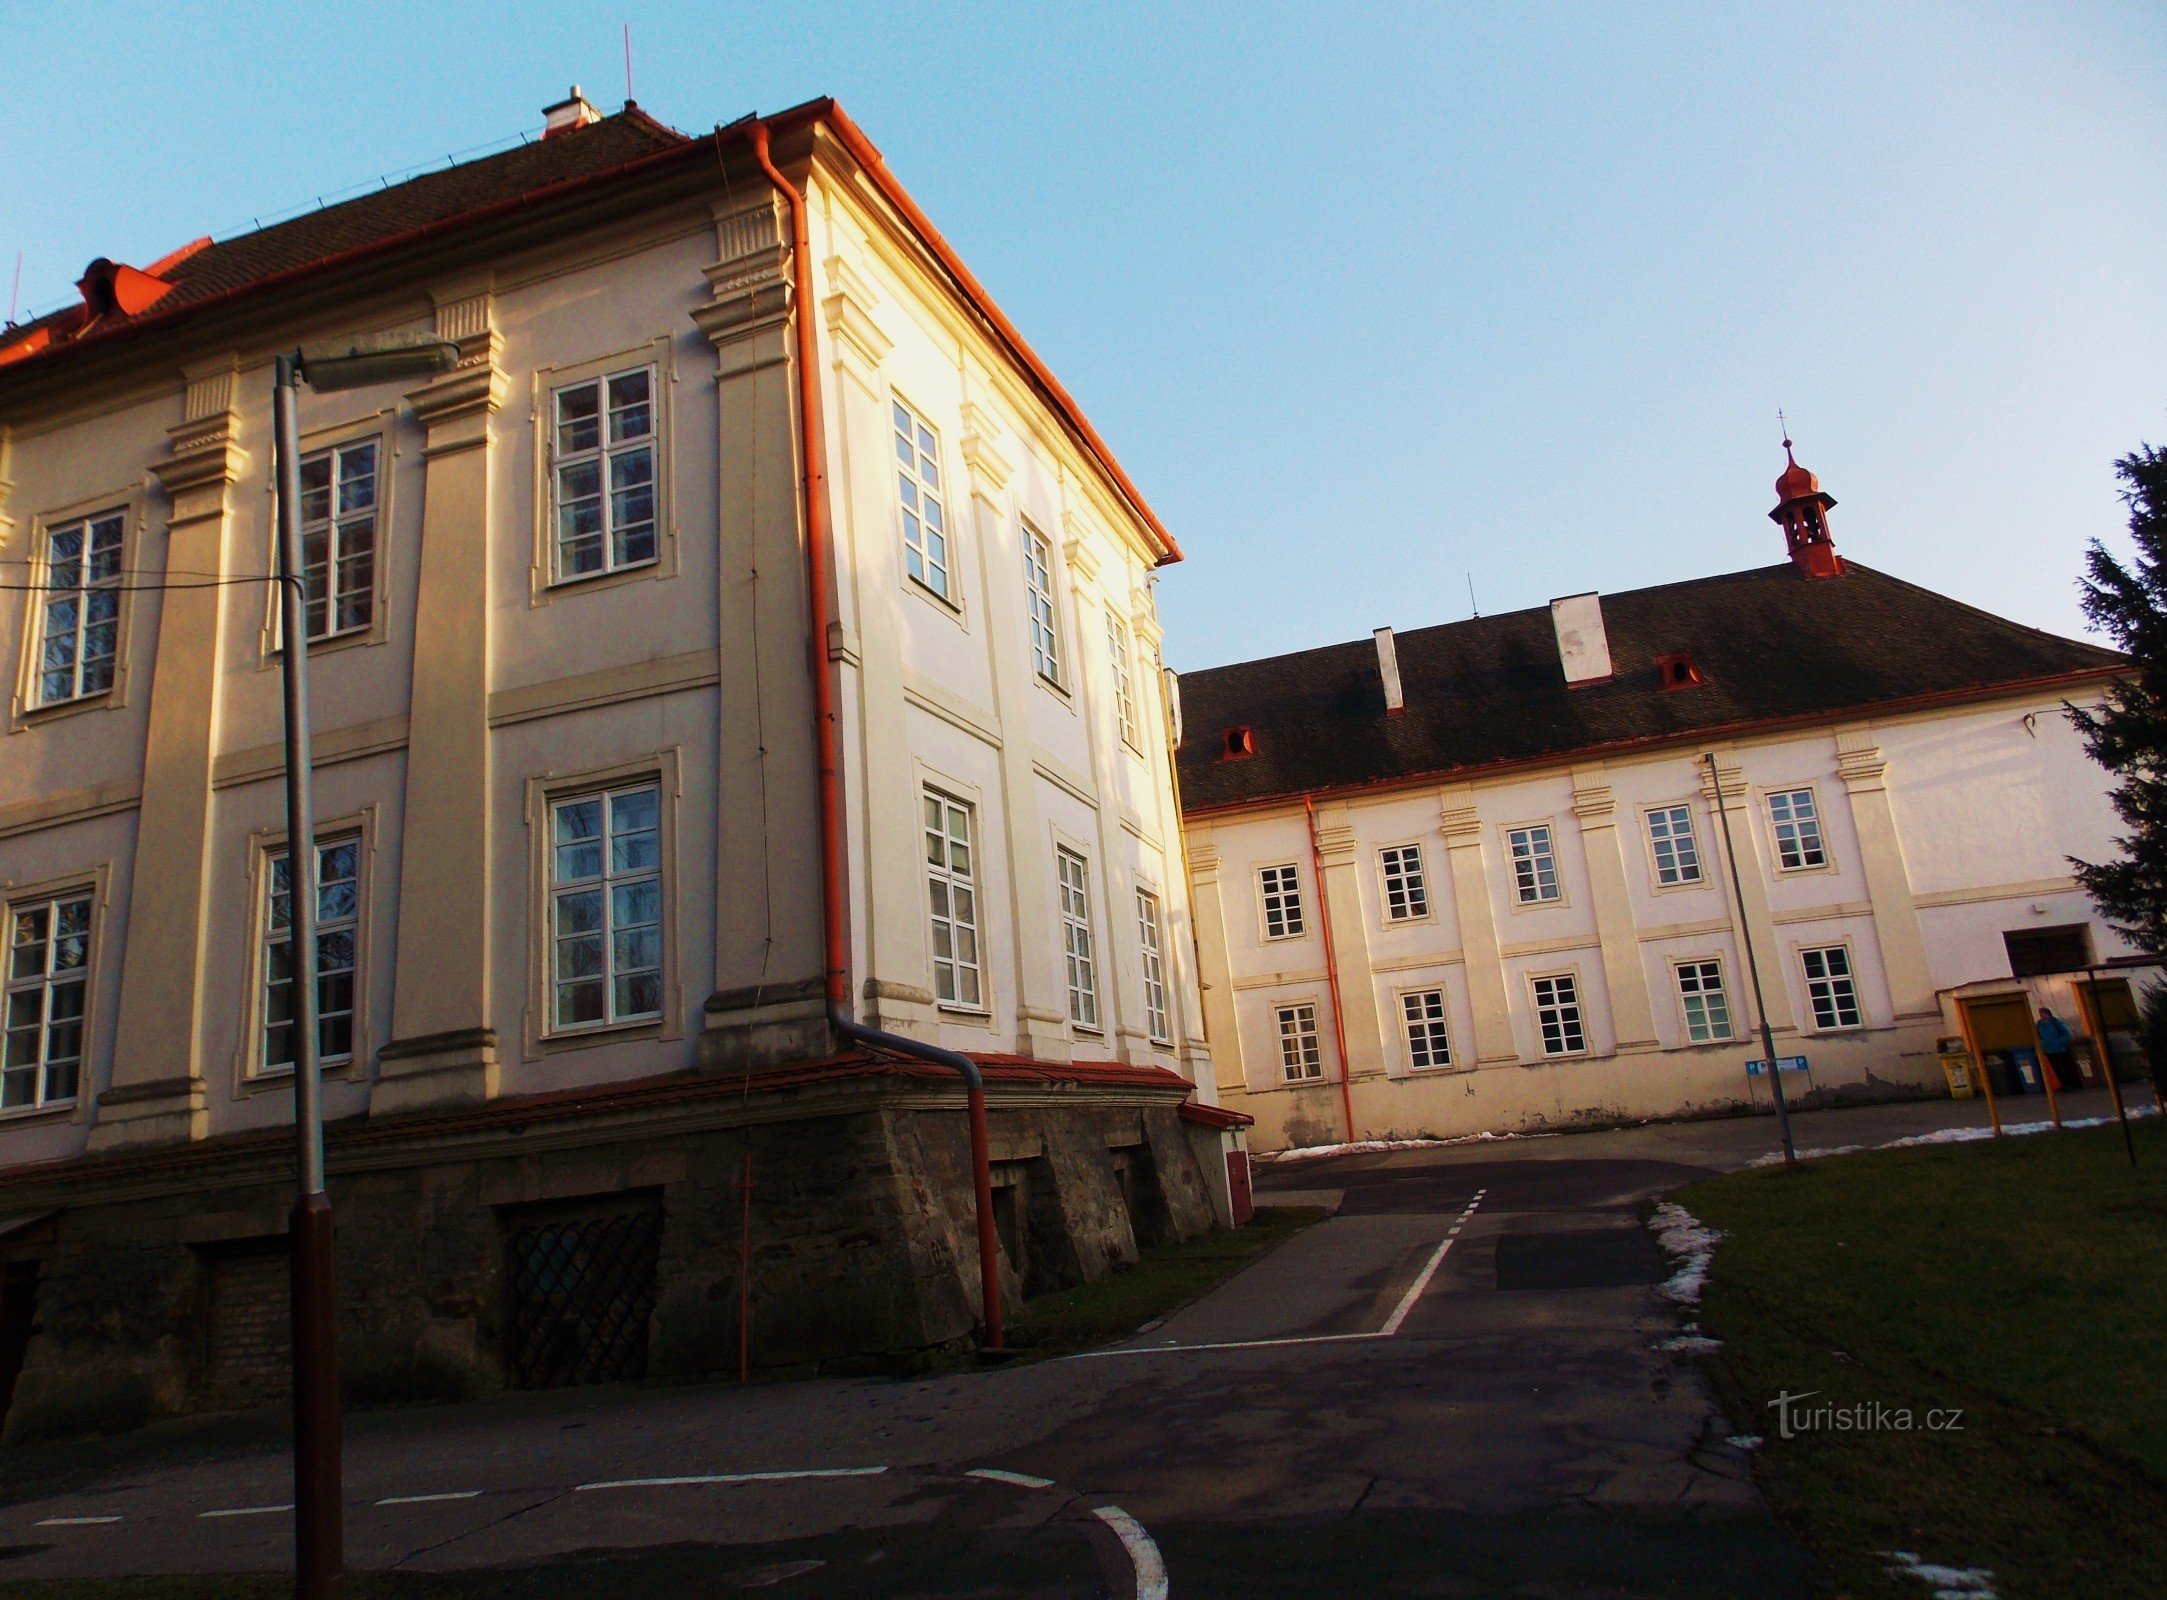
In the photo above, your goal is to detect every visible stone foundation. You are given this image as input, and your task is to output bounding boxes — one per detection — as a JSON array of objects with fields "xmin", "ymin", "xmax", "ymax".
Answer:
[{"xmin": 0, "ymin": 1062, "xmax": 1224, "ymax": 1443}]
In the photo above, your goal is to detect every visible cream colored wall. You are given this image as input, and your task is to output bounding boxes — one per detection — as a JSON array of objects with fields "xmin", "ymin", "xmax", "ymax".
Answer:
[{"xmin": 1195, "ymin": 694, "xmax": 2122, "ymax": 1150}]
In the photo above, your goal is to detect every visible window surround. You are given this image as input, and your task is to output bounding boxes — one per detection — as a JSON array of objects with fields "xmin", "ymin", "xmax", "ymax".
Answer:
[
  {"xmin": 233, "ymin": 809, "xmax": 377, "ymax": 1094},
  {"xmin": 890, "ymin": 388, "xmax": 969, "ymax": 627},
  {"xmin": 0, "ymin": 863, "xmax": 109, "ymax": 1125},
  {"xmin": 1054, "ymin": 841, "xmax": 1101, "ymax": 1035},
  {"xmin": 9, "ymin": 486, "xmax": 146, "ymax": 732},
  {"xmin": 1021, "ymin": 519, "xmax": 1066, "ymax": 692},
  {"xmin": 1797, "ymin": 940, "xmax": 1864, "ymax": 1032},
  {"xmin": 527, "ymin": 337, "xmax": 678, "ymax": 606},
  {"xmin": 1503, "ymin": 820, "xmax": 1568, "ymax": 911},
  {"xmin": 1106, "ymin": 608, "xmax": 1145, "ymax": 753},
  {"xmin": 1135, "ymin": 886, "xmax": 1173, "ymax": 1047},
  {"xmin": 1764, "ymin": 784, "xmax": 1833, "ymax": 875},
  {"xmin": 1397, "ymin": 985, "xmax": 1455, "ymax": 1072},
  {"xmin": 521, "ymin": 748, "xmax": 684, "ymax": 1059},
  {"xmin": 1528, "ymin": 969, "xmax": 1588, "ymax": 1057},
  {"xmin": 1671, "ymin": 955, "xmax": 1737, "ymax": 1045},
  {"xmin": 255, "ymin": 410, "xmax": 397, "ymax": 665},
  {"xmin": 1256, "ymin": 862, "xmax": 1306, "ymax": 942},
  {"xmin": 909, "ymin": 762, "xmax": 995, "ymax": 1026},
  {"xmin": 1272, "ymin": 998, "xmax": 1325, "ymax": 1083},
  {"xmin": 1376, "ymin": 841, "xmax": 1434, "ymax": 924},
  {"xmin": 1641, "ymin": 801, "xmax": 1707, "ymax": 894}
]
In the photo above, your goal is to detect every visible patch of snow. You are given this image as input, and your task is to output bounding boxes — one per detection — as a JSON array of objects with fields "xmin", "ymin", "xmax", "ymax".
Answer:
[
  {"xmin": 1883, "ymin": 1549, "xmax": 1996, "ymax": 1598},
  {"xmin": 1266, "ymin": 1130, "xmax": 1527, "ymax": 1164},
  {"xmin": 1659, "ymin": 1333, "xmax": 1723, "ymax": 1353},
  {"xmin": 1749, "ymin": 1102, "xmax": 2159, "ymax": 1167},
  {"xmin": 1725, "ymin": 1434, "xmax": 1764, "ymax": 1450},
  {"xmin": 1649, "ymin": 1201, "xmax": 1724, "ymax": 1307}
]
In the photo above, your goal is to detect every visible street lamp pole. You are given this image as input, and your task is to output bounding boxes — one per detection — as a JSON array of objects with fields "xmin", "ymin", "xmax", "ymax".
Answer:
[
  {"xmin": 270, "ymin": 334, "xmax": 457, "ymax": 1600},
  {"xmin": 1704, "ymin": 752, "xmax": 1797, "ymax": 1165}
]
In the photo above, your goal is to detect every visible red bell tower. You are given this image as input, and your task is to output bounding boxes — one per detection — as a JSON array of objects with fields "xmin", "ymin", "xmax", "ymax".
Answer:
[{"xmin": 1770, "ymin": 435, "xmax": 1842, "ymax": 579}]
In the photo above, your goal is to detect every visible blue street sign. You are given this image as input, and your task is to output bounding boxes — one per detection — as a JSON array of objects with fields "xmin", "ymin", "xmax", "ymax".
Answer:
[{"xmin": 1745, "ymin": 1056, "xmax": 1809, "ymax": 1077}]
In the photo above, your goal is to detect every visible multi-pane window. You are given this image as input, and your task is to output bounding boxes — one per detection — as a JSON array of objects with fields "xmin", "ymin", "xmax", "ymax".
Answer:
[
  {"xmin": 893, "ymin": 399, "xmax": 950, "ymax": 600},
  {"xmin": 553, "ymin": 367, "xmax": 657, "ymax": 581},
  {"xmin": 1057, "ymin": 847, "xmax": 1099, "ymax": 1030},
  {"xmin": 1675, "ymin": 959, "xmax": 1734, "ymax": 1043},
  {"xmin": 1531, "ymin": 973, "xmax": 1586, "ymax": 1055},
  {"xmin": 264, "ymin": 839, "xmax": 360, "ymax": 1070},
  {"xmin": 1136, "ymin": 889, "xmax": 1172, "ymax": 1045},
  {"xmin": 1107, "ymin": 610, "xmax": 1143, "ymax": 749},
  {"xmin": 297, "ymin": 440, "xmax": 378, "ymax": 638},
  {"xmin": 34, "ymin": 511, "xmax": 124, "ymax": 706},
  {"xmin": 1800, "ymin": 945, "xmax": 1861, "ymax": 1029},
  {"xmin": 1647, "ymin": 804, "xmax": 1703, "ymax": 886},
  {"xmin": 1379, "ymin": 844, "xmax": 1429, "ymax": 921},
  {"xmin": 549, "ymin": 784, "xmax": 663, "ymax": 1029},
  {"xmin": 1767, "ymin": 788, "xmax": 1827, "ymax": 871},
  {"xmin": 1023, "ymin": 527, "xmax": 1061, "ymax": 684},
  {"xmin": 3, "ymin": 891, "xmax": 90, "ymax": 1109},
  {"xmin": 1276, "ymin": 1002, "xmax": 1322, "ymax": 1081},
  {"xmin": 1508, "ymin": 824, "xmax": 1562, "ymax": 904},
  {"xmin": 1401, "ymin": 988, "xmax": 1452, "ymax": 1069},
  {"xmin": 924, "ymin": 790, "xmax": 982, "ymax": 1008},
  {"xmin": 1259, "ymin": 863, "xmax": 1305, "ymax": 940}
]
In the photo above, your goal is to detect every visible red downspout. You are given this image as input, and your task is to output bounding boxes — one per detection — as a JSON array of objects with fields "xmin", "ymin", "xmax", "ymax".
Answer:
[
  {"xmin": 749, "ymin": 121, "xmax": 1003, "ymax": 1349},
  {"xmin": 1303, "ymin": 797, "xmax": 1359, "ymax": 1142}
]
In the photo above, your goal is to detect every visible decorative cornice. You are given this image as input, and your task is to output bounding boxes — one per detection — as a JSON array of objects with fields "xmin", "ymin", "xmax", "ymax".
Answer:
[
  {"xmin": 820, "ymin": 253, "xmax": 893, "ymax": 379},
  {"xmin": 1834, "ymin": 729, "xmax": 1888, "ymax": 789},
  {"xmin": 1187, "ymin": 842, "xmax": 1221, "ymax": 878},
  {"xmin": 1314, "ymin": 822, "xmax": 1359, "ymax": 865},
  {"xmin": 1698, "ymin": 757, "xmax": 1748, "ymax": 805},
  {"xmin": 1570, "ymin": 782, "xmax": 1616, "ymax": 822},
  {"xmin": 1130, "ymin": 596, "xmax": 1166, "ymax": 653},
  {"xmin": 697, "ymin": 201, "xmax": 791, "ymax": 344},
  {"xmin": 959, "ymin": 399, "xmax": 1013, "ymax": 493},
  {"xmin": 154, "ymin": 361, "xmax": 246, "ymax": 505},
  {"xmin": 1439, "ymin": 801, "xmax": 1483, "ymax": 843},
  {"xmin": 1063, "ymin": 518, "xmax": 1104, "ymax": 591},
  {"xmin": 411, "ymin": 289, "xmax": 503, "ymax": 427}
]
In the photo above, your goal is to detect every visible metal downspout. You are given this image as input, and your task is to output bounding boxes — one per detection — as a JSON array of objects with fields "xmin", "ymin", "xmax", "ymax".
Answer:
[{"xmin": 748, "ymin": 120, "xmax": 1003, "ymax": 1348}]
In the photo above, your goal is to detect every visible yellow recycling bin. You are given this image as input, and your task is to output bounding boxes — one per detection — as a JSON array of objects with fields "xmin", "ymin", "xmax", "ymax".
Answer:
[{"xmin": 1937, "ymin": 1037, "xmax": 1978, "ymax": 1099}]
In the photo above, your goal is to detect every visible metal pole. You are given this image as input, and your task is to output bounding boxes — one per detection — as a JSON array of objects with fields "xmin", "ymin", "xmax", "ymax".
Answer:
[
  {"xmin": 2077, "ymin": 971, "xmax": 2136, "ymax": 1167},
  {"xmin": 274, "ymin": 354, "xmax": 344, "ymax": 1600},
  {"xmin": 1704, "ymin": 753, "xmax": 1796, "ymax": 1164}
]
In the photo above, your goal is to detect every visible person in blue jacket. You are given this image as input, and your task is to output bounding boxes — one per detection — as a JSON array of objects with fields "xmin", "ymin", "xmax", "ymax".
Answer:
[{"xmin": 2035, "ymin": 1006, "xmax": 2078, "ymax": 1092}]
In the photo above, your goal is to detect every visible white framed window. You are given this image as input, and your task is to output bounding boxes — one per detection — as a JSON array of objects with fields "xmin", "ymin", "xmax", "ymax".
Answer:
[
  {"xmin": 1767, "ymin": 788, "xmax": 1827, "ymax": 871},
  {"xmin": 1647, "ymin": 804, "xmax": 1703, "ymax": 886},
  {"xmin": 1508, "ymin": 824, "xmax": 1562, "ymax": 904},
  {"xmin": 1379, "ymin": 844, "xmax": 1430, "ymax": 922},
  {"xmin": 1258, "ymin": 863, "xmax": 1305, "ymax": 940},
  {"xmin": 1057, "ymin": 846, "xmax": 1099, "ymax": 1030},
  {"xmin": 1531, "ymin": 972, "xmax": 1586, "ymax": 1056},
  {"xmin": 3, "ymin": 889, "xmax": 91, "ymax": 1109},
  {"xmin": 1107, "ymin": 610, "xmax": 1143, "ymax": 749},
  {"xmin": 1401, "ymin": 988, "xmax": 1452, "ymax": 1069},
  {"xmin": 551, "ymin": 366, "xmax": 658, "ymax": 582},
  {"xmin": 893, "ymin": 398, "xmax": 951, "ymax": 601},
  {"xmin": 549, "ymin": 783, "xmax": 664, "ymax": 1030},
  {"xmin": 1800, "ymin": 944, "xmax": 1861, "ymax": 1029},
  {"xmin": 297, "ymin": 440, "xmax": 378, "ymax": 639},
  {"xmin": 924, "ymin": 789, "xmax": 983, "ymax": 1008},
  {"xmin": 1276, "ymin": 1001, "xmax": 1323, "ymax": 1081},
  {"xmin": 33, "ymin": 511, "xmax": 124, "ymax": 706},
  {"xmin": 263, "ymin": 837, "xmax": 361, "ymax": 1071},
  {"xmin": 1136, "ymin": 888, "xmax": 1172, "ymax": 1045},
  {"xmin": 1675, "ymin": 958, "xmax": 1734, "ymax": 1043},
  {"xmin": 1023, "ymin": 525, "xmax": 1062, "ymax": 684}
]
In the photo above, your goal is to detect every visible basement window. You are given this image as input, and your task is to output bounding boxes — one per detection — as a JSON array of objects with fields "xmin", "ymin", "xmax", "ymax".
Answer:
[
  {"xmin": 1655, "ymin": 653, "xmax": 1706, "ymax": 691},
  {"xmin": 1220, "ymin": 725, "xmax": 1256, "ymax": 761}
]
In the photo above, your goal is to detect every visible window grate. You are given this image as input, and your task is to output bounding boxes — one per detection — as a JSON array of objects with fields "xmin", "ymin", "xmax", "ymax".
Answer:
[{"xmin": 504, "ymin": 1207, "xmax": 663, "ymax": 1389}]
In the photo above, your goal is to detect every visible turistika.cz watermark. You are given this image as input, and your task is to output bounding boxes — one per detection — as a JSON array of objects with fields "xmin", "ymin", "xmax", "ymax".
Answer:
[{"xmin": 1767, "ymin": 1390, "xmax": 1965, "ymax": 1440}]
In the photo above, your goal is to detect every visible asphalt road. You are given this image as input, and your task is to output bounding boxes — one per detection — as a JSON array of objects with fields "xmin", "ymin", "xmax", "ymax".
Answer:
[{"xmin": 0, "ymin": 1093, "xmax": 2108, "ymax": 1597}]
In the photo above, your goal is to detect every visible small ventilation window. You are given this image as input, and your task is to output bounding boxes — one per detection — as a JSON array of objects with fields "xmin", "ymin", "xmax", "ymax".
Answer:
[
  {"xmin": 1655, "ymin": 653, "xmax": 1707, "ymax": 691},
  {"xmin": 1220, "ymin": 725, "xmax": 1256, "ymax": 761}
]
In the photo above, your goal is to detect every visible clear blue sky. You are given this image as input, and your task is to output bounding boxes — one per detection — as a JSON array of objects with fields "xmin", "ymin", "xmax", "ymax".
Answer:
[{"xmin": 5, "ymin": 3, "xmax": 2162, "ymax": 670}]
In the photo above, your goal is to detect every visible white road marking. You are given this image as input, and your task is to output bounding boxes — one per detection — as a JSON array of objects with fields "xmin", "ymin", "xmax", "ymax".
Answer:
[
  {"xmin": 575, "ymin": 1466, "xmax": 888, "ymax": 1492},
  {"xmin": 1094, "ymin": 1504, "xmax": 1170, "ymax": 1600},
  {"xmin": 200, "ymin": 1504, "xmax": 292, "ymax": 1518},
  {"xmin": 1075, "ymin": 1193, "xmax": 1489, "ymax": 1358},
  {"xmin": 375, "ymin": 1490, "xmax": 484, "ymax": 1505},
  {"xmin": 967, "ymin": 1468, "xmax": 1056, "ymax": 1489},
  {"xmin": 37, "ymin": 1515, "xmax": 122, "ymax": 1526}
]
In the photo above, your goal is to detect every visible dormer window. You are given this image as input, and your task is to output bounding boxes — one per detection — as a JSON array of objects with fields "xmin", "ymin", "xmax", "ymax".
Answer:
[
  {"xmin": 1655, "ymin": 652, "xmax": 1706, "ymax": 691},
  {"xmin": 1220, "ymin": 725, "xmax": 1256, "ymax": 761}
]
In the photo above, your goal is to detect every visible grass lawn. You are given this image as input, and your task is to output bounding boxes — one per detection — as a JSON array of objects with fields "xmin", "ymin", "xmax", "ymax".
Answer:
[
  {"xmin": 1679, "ymin": 1116, "xmax": 2167, "ymax": 1600},
  {"xmin": 1003, "ymin": 1204, "xmax": 1329, "ymax": 1357}
]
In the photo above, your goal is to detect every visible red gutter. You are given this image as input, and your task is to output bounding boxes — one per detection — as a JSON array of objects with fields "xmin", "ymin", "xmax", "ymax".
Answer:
[
  {"xmin": 1187, "ymin": 665, "xmax": 2124, "ymax": 823},
  {"xmin": 1303, "ymin": 797, "xmax": 1359, "ymax": 1143},
  {"xmin": 749, "ymin": 120, "xmax": 1003, "ymax": 1351}
]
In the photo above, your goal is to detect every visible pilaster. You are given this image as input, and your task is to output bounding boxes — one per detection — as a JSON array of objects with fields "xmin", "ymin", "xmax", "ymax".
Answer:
[
  {"xmin": 1700, "ymin": 754, "xmax": 1798, "ymax": 1033},
  {"xmin": 1833, "ymin": 727, "xmax": 1938, "ymax": 1019},
  {"xmin": 1185, "ymin": 840, "xmax": 1250, "ymax": 1099},
  {"xmin": 1569, "ymin": 765, "xmax": 1660, "ymax": 1052},
  {"xmin": 92, "ymin": 362, "xmax": 244, "ymax": 1148},
  {"xmin": 1439, "ymin": 787, "xmax": 1518, "ymax": 1065},
  {"xmin": 376, "ymin": 293, "xmax": 503, "ymax": 1114},
  {"xmin": 1312, "ymin": 806, "xmax": 1389, "ymax": 1085}
]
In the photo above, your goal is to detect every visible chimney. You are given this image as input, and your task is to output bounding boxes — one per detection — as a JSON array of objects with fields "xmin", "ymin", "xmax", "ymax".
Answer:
[
  {"xmin": 1550, "ymin": 592, "xmax": 1613, "ymax": 686},
  {"xmin": 1374, "ymin": 627, "xmax": 1405, "ymax": 715},
  {"xmin": 542, "ymin": 85, "xmax": 602, "ymax": 139}
]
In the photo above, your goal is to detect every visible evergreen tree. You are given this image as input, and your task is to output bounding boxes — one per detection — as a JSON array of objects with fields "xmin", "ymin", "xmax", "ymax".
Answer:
[{"xmin": 2072, "ymin": 443, "xmax": 2167, "ymax": 957}]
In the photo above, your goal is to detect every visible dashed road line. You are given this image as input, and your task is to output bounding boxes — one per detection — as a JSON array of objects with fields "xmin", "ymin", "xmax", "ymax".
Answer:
[
  {"xmin": 37, "ymin": 1515, "xmax": 122, "ymax": 1526},
  {"xmin": 966, "ymin": 1467, "xmax": 1056, "ymax": 1489},
  {"xmin": 1093, "ymin": 1504, "xmax": 1169, "ymax": 1600},
  {"xmin": 199, "ymin": 1504, "xmax": 292, "ymax": 1518},
  {"xmin": 574, "ymin": 1466, "xmax": 888, "ymax": 1492},
  {"xmin": 375, "ymin": 1490, "xmax": 484, "ymax": 1505}
]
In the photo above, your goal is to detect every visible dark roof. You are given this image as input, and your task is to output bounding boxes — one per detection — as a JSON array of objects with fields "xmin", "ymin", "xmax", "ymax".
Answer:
[{"xmin": 1177, "ymin": 561, "xmax": 2123, "ymax": 813}]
